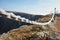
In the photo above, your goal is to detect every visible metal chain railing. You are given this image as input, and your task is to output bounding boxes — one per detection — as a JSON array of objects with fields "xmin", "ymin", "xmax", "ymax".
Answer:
[{"xmin": 0, "ymin": 8, "xmax": 54, "ymax": 25}]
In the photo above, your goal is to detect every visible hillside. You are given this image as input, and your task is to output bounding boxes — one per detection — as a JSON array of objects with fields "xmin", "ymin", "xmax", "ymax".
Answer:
[{"xmin": 0, "ymin": 12, "xmax": 60, "ymax": 40}]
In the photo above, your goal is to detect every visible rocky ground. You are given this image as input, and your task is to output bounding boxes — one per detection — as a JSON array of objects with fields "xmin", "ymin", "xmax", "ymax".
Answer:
[{"xmin": 0, "ymin": 14, "xmax": 60, "ymax": 40}]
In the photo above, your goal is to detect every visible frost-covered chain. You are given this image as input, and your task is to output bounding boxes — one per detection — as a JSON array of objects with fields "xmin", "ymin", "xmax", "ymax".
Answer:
[{"xmin": 0, "ymin": 8, "xmax": 54, "ymax": 25}]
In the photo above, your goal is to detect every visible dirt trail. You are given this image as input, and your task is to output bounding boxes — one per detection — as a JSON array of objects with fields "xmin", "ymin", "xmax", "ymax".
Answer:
[{"xmin": 54, "ymin": 16, "xmax": 60, "ymax": 33}]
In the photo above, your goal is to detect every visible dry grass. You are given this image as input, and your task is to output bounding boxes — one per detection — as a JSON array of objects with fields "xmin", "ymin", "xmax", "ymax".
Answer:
[
  {"xmin": 54, "ymin": 16, "xmax": 60, "ymax": 33},
  {"xmin": 0, "ymin": 24, "xmax": 56, "ymax": 40},
  {"xmin": 6, "ymin": 25, "xmax": 42, "ymax": 40}
]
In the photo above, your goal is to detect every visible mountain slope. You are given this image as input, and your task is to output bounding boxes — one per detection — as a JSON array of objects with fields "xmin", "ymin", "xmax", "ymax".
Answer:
[{"xmin": 0, "ymin": 11, "xmax": 43, "ymax": 34}]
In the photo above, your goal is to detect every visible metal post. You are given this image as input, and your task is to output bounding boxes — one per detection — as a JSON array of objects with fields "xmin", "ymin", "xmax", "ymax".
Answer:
[{"xmin": 54, "ymin": 8, "xmax": 56, "ymax": 20}]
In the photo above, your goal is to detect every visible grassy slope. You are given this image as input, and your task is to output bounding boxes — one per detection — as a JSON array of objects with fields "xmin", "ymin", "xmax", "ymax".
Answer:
[{"xmin": 0, "ymin": 14, "xmax": 60, "ymax": 40}]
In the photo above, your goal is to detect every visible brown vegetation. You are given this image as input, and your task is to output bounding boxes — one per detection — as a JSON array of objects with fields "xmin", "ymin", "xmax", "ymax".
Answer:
[{"xmin": 1, "ymin": 24, "xmax": 58, "ymax": 40}]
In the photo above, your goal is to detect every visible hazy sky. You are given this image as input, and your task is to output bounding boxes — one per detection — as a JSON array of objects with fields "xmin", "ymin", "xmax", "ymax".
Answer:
[{"xmin": 0, "ymin": 0, "xmax": 60, "ymax": 15}]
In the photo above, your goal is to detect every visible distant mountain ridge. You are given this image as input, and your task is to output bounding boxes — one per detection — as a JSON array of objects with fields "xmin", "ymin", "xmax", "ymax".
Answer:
[{"xmin": 6, "ymin": 11, "xmax": 43, "ymax": 21}]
